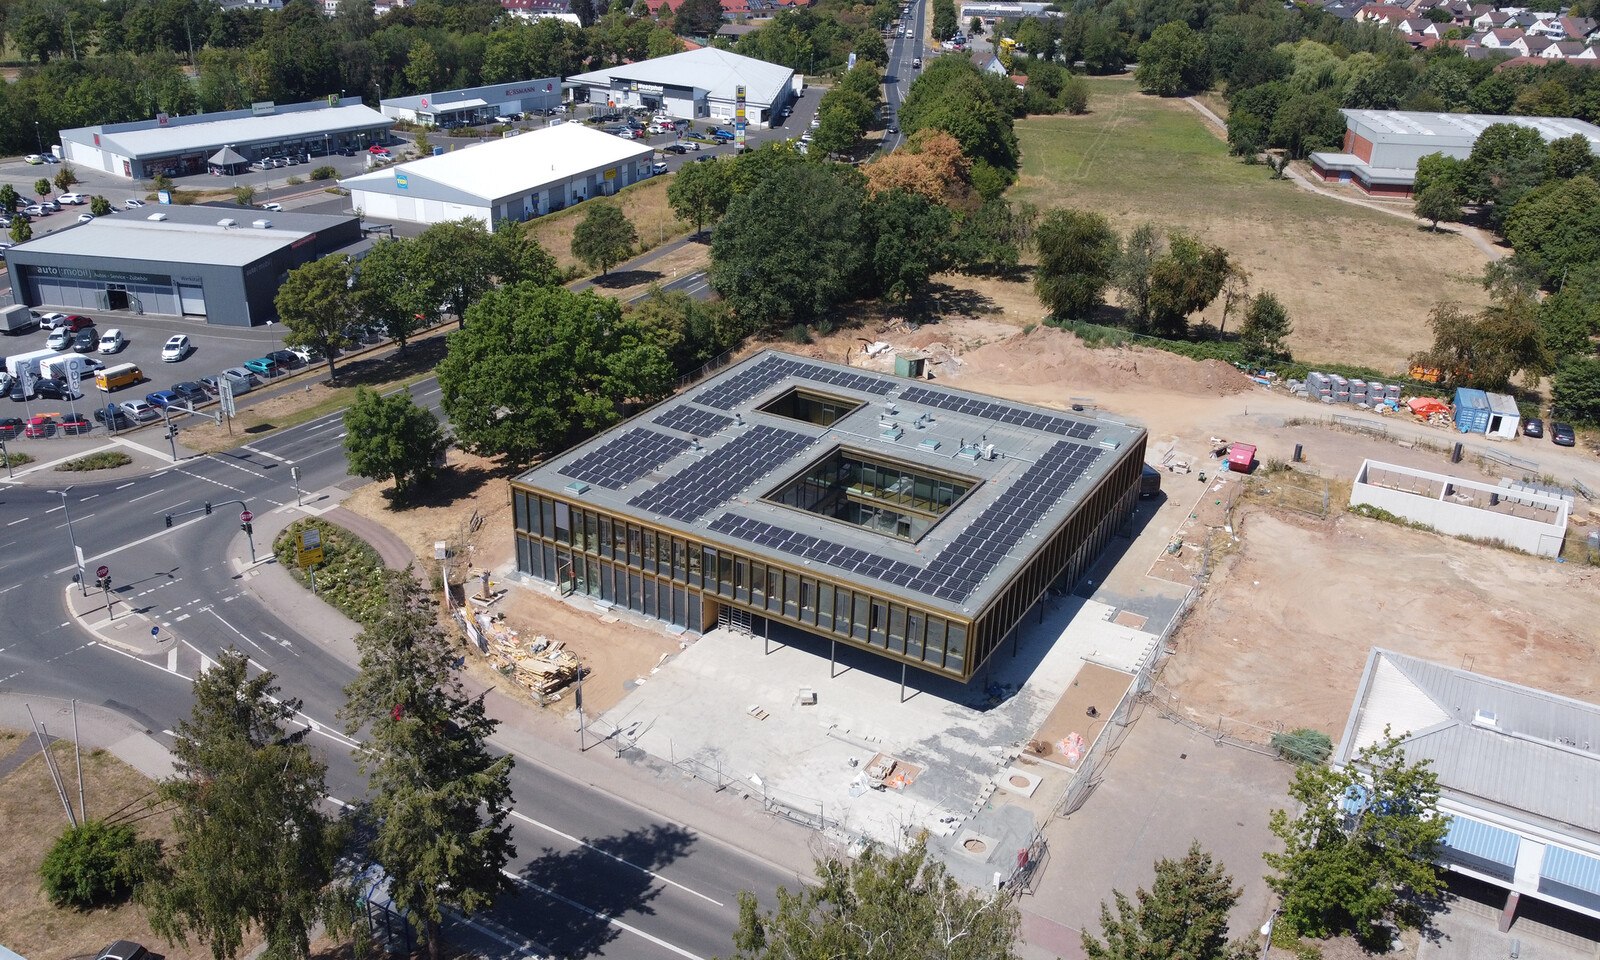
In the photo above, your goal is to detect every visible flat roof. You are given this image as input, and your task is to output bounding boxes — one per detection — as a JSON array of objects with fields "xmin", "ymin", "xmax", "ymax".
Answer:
[
  {"xmin": 340, "ymin": 123, "xmax": 652, "ymax": 204},
  {"xmin": 10, "ymin": 205, "xmax": 356, "ymax": 268},
  {"xmin": 382, "ymin": 78, "xmax": 562, "ymax": 112},
  {"xmin": 567, "ymin": 48, "xmax": 794, "ymax": 105},
  {"xmin": 67, "ymin": 104, "xmax": 392, "ymax": 159},
  {"xmin": 1338, "ymin": 649, "xmax": 1600, "ymax": 841},
  {"xmin": 518, "ymin": 349, "xmax": 1145, "ymax": 617},
  {"xmin": 1343, "ymin": 109, "xmax": 1600, "ymax": 148}
]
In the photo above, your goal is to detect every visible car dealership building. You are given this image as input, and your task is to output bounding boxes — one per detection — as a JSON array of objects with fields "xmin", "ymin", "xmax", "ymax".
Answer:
[
  {"xmin": 565, "ymin": 48, "xmax": 799, "ymax": 127},
  {"xmin": 380, "ymin": 78, "xmax": 564, "ymax": 126},
  {"xmin": 3, "ymin": 206, "xmax": 366, "ymax": 327}
]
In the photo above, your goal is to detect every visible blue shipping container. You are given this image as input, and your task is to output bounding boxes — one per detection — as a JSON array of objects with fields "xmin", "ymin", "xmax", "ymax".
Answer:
[{"xmin": 1454, "ymin": 387, "xmax": 1491, "ymax": 434}]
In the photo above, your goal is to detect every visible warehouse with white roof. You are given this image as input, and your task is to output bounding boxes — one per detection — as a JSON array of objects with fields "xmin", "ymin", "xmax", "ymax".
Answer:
[
  {"xmin": 565, "ymin": 48, "xmax": 799, "ymax": 126},
  {"xmin": 340, "ymin": 122, "xmax": 654, "ymax": 230},
  {"xmin": 2, "ymin": 206, "xmax": 366, "ymax": 326},
  {"xmin": 59, "ymin": 97, "xmax": 394, "ymax": 180}
]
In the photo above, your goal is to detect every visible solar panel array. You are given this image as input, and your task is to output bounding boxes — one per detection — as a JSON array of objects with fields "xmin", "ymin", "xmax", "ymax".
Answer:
[
  {"xmin": 629, "ymin": 425, "xmax": 815, "ymax": 522},
  {"xmin": 693, "ymin": 354, "xmax": 894, "ymax": 410},
  {"xmin": 558, "ymin": 428, "xmax": 692, "ymax": 490},
  {"xmin": 706, "ymin": 440, "xmax": 1103, "ymax": 604},
  {"xmin": 898, "ymin": 385, "xmax": 1098, "ymax": 441},
  {"xmin": 652, "ymin": 405, "xmax": 735, "ymax": 438}
]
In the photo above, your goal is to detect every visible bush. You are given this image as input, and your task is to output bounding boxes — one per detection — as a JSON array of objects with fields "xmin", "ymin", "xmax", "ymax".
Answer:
[
  {"xmin": 56, "ymin": 452, "xmax": 133, "ymax": 472},
  {"xmin": 1272, "ymin": 728, "xmax": 1333, "ymax": 764},
  {"xmin": 3, "ymin": 451, "xmax": 34, "ymax": 467},
  {"xmin": 285, "ymin": 176, "xmax": 304, "ymax": 186},
  {"xmin": 40, "ymin": 819, "xmax": 157, "ymax": 909},
  {"xmin": 310, "ymin": 165, "xmax": 337, "ymax": 181},
  {"xmin": 783, "ymin": 324, "xmax": 812, "ymax": 344},
  {"xmin": 273, "ymin": 518, "xmax": 396, "ymax": 626}
]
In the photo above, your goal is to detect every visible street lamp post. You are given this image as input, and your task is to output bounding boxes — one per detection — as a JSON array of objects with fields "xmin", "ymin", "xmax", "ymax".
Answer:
[
  {"xmin": 33, "ymin": 121, "xmax": 41, "ymax": 154},
  {"xmin": 51, "ymin": 484, "xmax": 86, "ymax": 596}
]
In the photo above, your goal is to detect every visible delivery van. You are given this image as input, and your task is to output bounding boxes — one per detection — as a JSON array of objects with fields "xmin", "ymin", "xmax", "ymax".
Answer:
[{"xmin": 95, "ymin": 362, "xmax": 143, "ymax": 391}]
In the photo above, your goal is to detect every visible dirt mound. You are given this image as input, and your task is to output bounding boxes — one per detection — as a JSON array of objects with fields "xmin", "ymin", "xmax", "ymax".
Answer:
[{"xmin": 946, "ymin": 326, "xmax": 1256, "ymax": 398}]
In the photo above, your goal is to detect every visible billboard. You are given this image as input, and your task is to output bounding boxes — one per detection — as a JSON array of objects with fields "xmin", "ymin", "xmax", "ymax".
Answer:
[{"xmin": 735, "ymin": 84, "xmax": 747, "ymax": 149}]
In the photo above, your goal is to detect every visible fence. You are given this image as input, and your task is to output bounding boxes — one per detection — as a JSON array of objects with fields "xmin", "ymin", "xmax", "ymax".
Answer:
[
  {"xmin": 673, "ymin": 347, "xmax": 737, "ymax": 393},
  {"xmin": 668, "ymin": 743, "xmax": 843, "ymax": 832},
  {"xmin": 1144, "ymin": 684, "xmax": 1287, "ymax": 758}
]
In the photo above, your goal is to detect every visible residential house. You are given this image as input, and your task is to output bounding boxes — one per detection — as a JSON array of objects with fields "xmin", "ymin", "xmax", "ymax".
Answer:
[
  {"xmin": 1481, "ymin": 27, "xmax": 1530, "ymax": 49},
  {"xmin": 1558, "ymin": 15, "xmax": 1599, "ymax": 39},
  {"xmin": 1358, "ymin": 2, "xmax": 1411, "ymax": 23}
]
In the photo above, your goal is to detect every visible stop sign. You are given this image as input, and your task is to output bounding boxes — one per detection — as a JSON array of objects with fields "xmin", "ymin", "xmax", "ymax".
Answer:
[
  {"xmin": 96, "ymin": 565, "xmax": 109, "ymax": 579},
  {"xmin": 240, "ymin": 510, "xmax": 254, "ymax": 524}
]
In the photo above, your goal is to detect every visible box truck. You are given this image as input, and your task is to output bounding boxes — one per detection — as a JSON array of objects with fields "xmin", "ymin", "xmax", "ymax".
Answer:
[
  {"xmin": 0, "ymin": 304, "xmax": 39, "ymax": 334},
  {"xmin": 40, "ymin": 353, "xmax": 94, "ymax": 384},
  {"xmin": 6, "ymin": 347, "xmax": 61, "ymax": 379}
]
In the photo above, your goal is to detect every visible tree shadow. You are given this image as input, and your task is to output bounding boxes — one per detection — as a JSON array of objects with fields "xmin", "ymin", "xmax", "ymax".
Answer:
[
  {"xmin": 329, "ymin": 336, "xmax": 450, "ymax": 390},
  {"xmin": 383, "ymin": 459, "xmax": 502, "ymax": 511},
  {"xmin": 591, "ymin": 269, "xmax": 663, "ymax": 289},
  {"xmin": 923, "ymin": 281, "xmax": 1000, "ymax": 318},
  {"xmin": 507, "ymin": 823, "xmax": 698, "ymax": 957}
]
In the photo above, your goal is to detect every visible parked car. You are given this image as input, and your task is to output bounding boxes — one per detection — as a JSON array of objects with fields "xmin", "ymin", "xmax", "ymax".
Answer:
[
  {"xmin": 98, "ymin": 328, "xmax": 127, "ymax": 354},
  {"xmin": 124, "ymin": 198, "xmax": 146, "ymax": 209},
  {"xmin": 662, "ymin": 143, "xmax": 688, "ymax": 154},
  {"xmin": 23, "ymin": 415, "xmax": 55, "ymax": 438},
  {"xmin": 260, "ymin": 202, "xmax": 282, "ymax": 212},
  {"xmin": 1522, "ymin": 417, "xmax": 1544, "ymax": 439},
  {"xmin": 651, "ymin": 161, "xmax": 669, "ymax": 176},
  {"xmin": 36, "ymin": 377, "xmax": 78, "ymax": 400},
  {"xmin": 47, "ymin": 328, "xmax": 74, "ymax": 350},
  {"xmin": 161, "ymin": 334, "xmax": 191, "ymax": 362},
  {"xmin": 60, "ymin": 414, "xmax": 92, "ymax": 435},
  {"xmin": 712, "ymin": 128, "xmax": 736, "ymax": 141},
  {"xmin": 0, "ymin": 372, "xmax": 11, "ymax": 394},
  {"xmin": 367, "ymin": 145, "xmax": 391, "ymax": 155},
  {"xmin": 0, "ymin": 416, "xmax": 23, "ymax": 438},
  {"xmin": 197, "ymin": 376, "xmax": 221, "ymax": 395},
  {"xmin": 9, "ymin": 379, "xmax": 32, "ymax": 401},
  {"xmin": 58, "ymin": 193, "xmax": 87, "ymax": 205},
  {"xmin": 73, "ymin": 329, "xmax": 98, "ymax": 352},
  {"xmin": 243, "ymin": 356, "xmax": 278, "ymax": 377},
  {"xmin": 23, "ymin": 154, "xmax": 44, "ymax": 165},
  {"xmin": 94, "ymin": 940, "xmax": 150, "ymax": 960},
  {"xmin": 1550, "ymin": 422, "xmax": 1576, "ymax": 447},
  {"xmin": 62, "ymin": 314, "xmax": 94, "ymax": 332},
  {"xmin": 220, "ymin": 367, "xmax": 257, "ymax": 386},
  {"xmin": 77, "ymin": 213, "xmax": 95, "ymax": 224},
  {"xmin": 119, "ymin": 399, "xmax": 158, "ymax": 422},
  {"xmin": 267, "ymin": 349, "xmax": 301, "ymax": 369},
  {"xmin": 35, "ymin": 311, "xmax": 67, "ymax": 329},
  {"xmin": 170, "ymin": 381, "xmax": 208, "ymax": 404},
  {"xmin": 289, "ymin": 344, "xmax": 323, "ymax": 364},
  {"xmin": 22, "ymin": 203, "xmax": 47, "ymax": 217},
  {"xmin": 146, "ymin": 389, "xmax": 181, "ymax": 408},
  {"xmin": 93, "ymin": 405, "xmax": 134, "ymax": 430}
]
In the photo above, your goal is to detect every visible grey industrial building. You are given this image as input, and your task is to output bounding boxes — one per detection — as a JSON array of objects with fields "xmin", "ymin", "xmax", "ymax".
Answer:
[
  {"xmin": 59, "ymin": 98, "xmax": 393, "ymax": 180},
  {"xmin": 565, "ymin": 48, "xmax": 799, "ymax": 126},
  {"xmin": 4, "ymin": 206, "xmax": 366, "ymax": 327},
  {"xmin": 510, "ymin": 350, "xmax": 1148, "ymax": 683},
  {"xmin": 380, "ymin": 78, "xmax": 564, "ymax": 126}
]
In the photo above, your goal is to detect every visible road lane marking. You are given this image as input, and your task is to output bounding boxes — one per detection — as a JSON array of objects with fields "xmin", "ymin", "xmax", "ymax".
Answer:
[
  {"xmin": 507, "ymin": 809, "xmax": 722, "ymax": 906},
  {"xmin": 115, "ymin": 482, "xmax": 135, "ymax": 490},
  {"xmin": 80, "ymin": 494, "xmax": 99, "ymax": 502},
  {"xmin": 240, "ymin": 445, "xmax": 290, "ymax": 463},
  {"xmin": 52, "ymin": 514, "xmax": 206, "ymax": 573},
  {"xmin": 6, "ymin": 518, "xmax": 26, "ymax": 526},
  {"xmin": 500, "ymin": 868, "xmax": 707, "ymax": 960},
  {"xmin": 45, "ymin": 505, "xmax": 63, "ymax": 514},
  {"xmin": 128, "ymin": 487, "xmax": 168, "ymax": 503},
  {"xmin": 56, "ymin": 513, "xmax": 94, "ymax": 528}
]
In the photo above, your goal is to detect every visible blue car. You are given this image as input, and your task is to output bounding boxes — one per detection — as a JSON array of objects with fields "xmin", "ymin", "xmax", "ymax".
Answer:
[
  {"xmin": 145, "ymin": 389, "xmax": 181, "ymax": 409},
  {"xmin": 711, "ymin": 128, "xmax": 736, "ymax": 142}
]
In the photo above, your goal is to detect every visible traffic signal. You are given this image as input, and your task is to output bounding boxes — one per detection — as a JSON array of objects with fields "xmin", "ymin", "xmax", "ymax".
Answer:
[
  {"xmin": 204, "ymin": 501, "xmax": 212, "ymax": 515},
  {"xmin": 164, "ymin": 514, "xmax": 173, "ymax": 528},
  {"xmin": 242, "ymin": 522, "xmax": 253, "ymax": 536},
  {"xmin": 97, "ymin": 576, "xmax": 111, "ymax": 591}
]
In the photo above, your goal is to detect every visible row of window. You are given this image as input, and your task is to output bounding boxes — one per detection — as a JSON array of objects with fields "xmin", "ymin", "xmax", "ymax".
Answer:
[{"xmin": 513, "ymin": 488, "xmax": 971, "ymax": 675}]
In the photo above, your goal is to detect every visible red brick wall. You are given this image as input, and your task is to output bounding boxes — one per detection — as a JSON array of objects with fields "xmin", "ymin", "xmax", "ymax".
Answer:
[{"xmin": 1343, "ymin": 131, "xmax": 1374, "ymax": 162}]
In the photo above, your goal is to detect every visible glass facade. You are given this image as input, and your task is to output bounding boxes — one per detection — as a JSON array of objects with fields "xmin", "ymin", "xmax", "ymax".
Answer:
[{"xmin": 767, "ymin": 447, "xmax": 974, "ymax": 542}]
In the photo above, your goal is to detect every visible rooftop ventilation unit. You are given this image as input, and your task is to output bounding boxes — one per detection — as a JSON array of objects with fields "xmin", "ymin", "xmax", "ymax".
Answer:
[
  {"xmin": 563, "ymin": 480, "xmax": 590, "ymax": 496},
  {"xmin": 217, "ymin": 218, "xmax": 237, "ymax": 227},
  {"xmin": 881, "ymin": 423, "xmax": 904, "ymax": 442},
  {"xmin": 146, "ymin": 213, "xmax": 167, "ymax": 221},
  {"xmin": 1472, "ymin": 709, "xmax": 1499, "ymax": 730},
  {"xmin": 918, "ymin": 438, "xmax": 940, "ymax": 452},
  {"xmin": 251, "ymin": 219, "xmax": 273, "ymax": 229}
]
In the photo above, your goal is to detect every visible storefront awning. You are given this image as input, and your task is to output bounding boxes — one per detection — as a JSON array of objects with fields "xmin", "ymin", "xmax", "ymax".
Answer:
[{"xmin": 430, "ymin": 98, "xmax": 488, "ymax": 112}]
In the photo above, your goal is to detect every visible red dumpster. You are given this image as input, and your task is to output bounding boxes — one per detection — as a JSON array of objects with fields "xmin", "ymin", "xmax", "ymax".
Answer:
[{"xmin": 1228, "ymin": 443, "xmax": 1256, "ymax": 473}]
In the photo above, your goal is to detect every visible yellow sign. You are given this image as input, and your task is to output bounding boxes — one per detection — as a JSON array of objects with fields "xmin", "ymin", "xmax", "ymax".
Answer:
[
  {"xmin": 297, "ymin": 546, "xmax": 324, "ymax": 568},
  {"xmin": 604, "ymin": 167, "xmax": 617, "ymax": 180}
]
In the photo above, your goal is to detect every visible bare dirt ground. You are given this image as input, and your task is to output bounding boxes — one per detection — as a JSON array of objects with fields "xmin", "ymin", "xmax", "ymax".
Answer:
[
  {"xmin": 587, "ymin": 239, "xmax": 711, "ymax": 303},
  {"xmin": 1161, "ymin": 506, "xmax": 1600, "ymax": 739}
]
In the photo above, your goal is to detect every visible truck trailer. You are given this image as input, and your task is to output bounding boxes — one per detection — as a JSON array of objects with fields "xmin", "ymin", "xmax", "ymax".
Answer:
[
  {"xmin": 0, "ymin": 305, "xmax": 39, "ymax": 335},
  {"xmin": 5, "ymin": 347, "xmax": 62, "ymax": 380}
]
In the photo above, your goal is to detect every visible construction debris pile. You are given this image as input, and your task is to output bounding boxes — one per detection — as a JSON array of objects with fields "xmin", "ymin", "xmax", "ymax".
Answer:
[{"xmin": 477, "ymin": 613, "xmax": 585, "ymax": 702}]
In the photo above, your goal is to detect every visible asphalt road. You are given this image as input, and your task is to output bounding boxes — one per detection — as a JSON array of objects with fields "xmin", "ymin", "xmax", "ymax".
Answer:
[
  {"xmin": 0, "ymin": 373, "xmax": 795, "ymax": 959},
  {"xmin": 884, "ymin": 0, "xmax": 930, "ymax": 153}
]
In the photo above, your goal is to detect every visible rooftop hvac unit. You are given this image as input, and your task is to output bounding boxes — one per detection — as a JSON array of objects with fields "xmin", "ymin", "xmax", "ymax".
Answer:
[
  {"xmin": 217, "ymin": 218, "xmax": 238, "ymax": 227},
  {"xmin": 251, "ymin": 219, "xmax": 273, "ymax": 229},
  {"xmin": 1472, "ymin": 709, "xmax": 1499, "ymax": 730},
  {"xmin": 146, "ymin": 213, "xmax": 167, "ymax": 221}
]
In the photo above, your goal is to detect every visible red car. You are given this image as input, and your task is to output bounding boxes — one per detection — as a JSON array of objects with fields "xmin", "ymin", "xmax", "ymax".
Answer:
[
  {"xmin": 60, "ymin": 415, "xmax": 92, "ymax": 435},
  {"xmin": 62, "ymin": 314, "xmax": 94, "ymax": 332},
  {"xmin": 23, "ymin": 415, "xmax": 56, "ymax": 438},
  {"xmin": 367, "ymin": 145, "xmax": 391, "ymax": 155}
]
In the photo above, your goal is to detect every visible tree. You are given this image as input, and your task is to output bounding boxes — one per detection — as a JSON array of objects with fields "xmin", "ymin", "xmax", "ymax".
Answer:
[
  {"xmin": 41, "ymin": 820, "xmax": 157, "ymax": 909},
  {"xmin": 10, "ymin": 218, "xmax": 33, "ymax": 244},
  {"xmin": 970, "ymin": 15, "xmax": 984, "ymax": 35},
  {"xmin": 1147, "ymin": 233, "xmax": 1230, "ymax": 337},
  {"xmin": 710, "ymin": 163, "xmax": 868, "ymax": 332},
  {"xmin": 0, "ymin": 184, "xmax": 17, "ymax": 215},
  {"xmin": 413, "ymin": 128, "xmax": 432, "ymax": 157},
  {"xmin": 728, "ymin": 839, "xmax": 1020, "ymax": 959},
  {"xmin": 1502, "ymin": 175, "xmax": 1600, "ymax": 288},
  {"xmin": 437, "ymin": 284, "xmax": 673, "ymax": 465},
  {"xmin": 1413, "ymin": 152, "xmax": 1468, "ymax": 203},
  {"xmin": 1552, "ymin": 355, "xmax": 1600, "ymax": 423},
  {"xmin": 1265, "ymin": 731, "xmax": 1449, "ymax": 947},
  {"xmin": 343, "ymin": 388, "xmax": 448, "ymax": 497},
  {"xmin": 354, "ymin": 238, "xmax": 430, "ymax": 352},
  {"xmin": 1034, "ymin": 208, "xmax": 1120, "ymax": 322},
  {"xmin": 1135, "ymin": 22, "xmax": 1211, "ymax": 96},
  {"xmin": 274, "ymin": 255, "xmax": 357, "ymax": 381},
  {"xmin": 1539, "ymin": 262, "xmax": 1600, "ymax": 357},
  {"xmin": 1545, "ymin": 133, "xmax": 1596, "ymax": 181},
  {"xmin": 951, "ymin": 197, "xmax": 1036, "ymax": 274},
  {"xmin": 1465, "ymin": 122, "xmax": 1547, "ymax": 219},
  {"xmin": 89, "ymin": 195, "xmax": 111, "ymax": 216},
  {"xmin": 868, "ymin": 189, "xmax": 954, "ymax": 310},
  {"xmin": 864, "ymin": 129, "xmax": 974, "ymax": 208},
  {"xmin": 1083, "ymin": 842, "xmax": 1254, "ymax": 960},
  {"xmin": 34, "ymin": 177, "xmax": 52, "ymax": 197},
  {"xmin": 571, "ymin": 201, "xmax": 638, "ymax": 277},
  {"xmin": 675, "ymin": 0, "xmax": 723, "ymax": 36},
  {"xmin": 629, "ymin": 287, "xmax": 751, "ymax": 371},
  {"xmin": 233, "ymin": 185, "xmax": 256, "ymax": 207},
  {"xmin": 53, "ymin": 164, "xmax": 79, "ymax": 191},
  {"xmin": 341, "ymin": 577, "xmax": 517, "ymax": 960},
  {"xmin": 1414, "ymin": 182, "xmax": 1463, "ymax": 232},
  {"xmin": 141, "ymin": 650, "xmax": 346, "ymax": 960},
  {"xmin": 1269, "ymin": 93, "xmax": 1343, "ymax": 159},
  {"xmin": 1115, "ymin": 222, "xmax": 1160, "ymax": 329},
  {"xmin": 666, "ymin": 156, "xmax": 734, "ymax": 237},
  {"xmin": 1237, "ymin": 291, "xmax": 1293, "ymax": 360}
]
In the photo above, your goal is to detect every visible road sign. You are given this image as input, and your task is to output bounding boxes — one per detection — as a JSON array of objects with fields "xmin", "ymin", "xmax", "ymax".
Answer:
[
  {"xmin": 219, "ymin": 377, "xmax": 237, "ymax": 418},
  {"xmin": 240, "ymin": 509, "xmax": 253, "ymax": 524},
  {"xmin": 298, "ymin": 526, "xmax": 323, "ymax": 567},
  {"xmin": 297, "ymin": 546, "xmax": 324, "ymax": 567},
  {"xmin": 96, "ymin": 564, "xmax": 109, "ymax": 579}
]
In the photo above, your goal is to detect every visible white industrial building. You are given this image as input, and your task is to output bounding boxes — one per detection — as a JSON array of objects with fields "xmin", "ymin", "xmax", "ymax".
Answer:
[
  {"xmin": 1348, "ymin": 460, "xmax": 1571, "ymax": 558},
  {"xmin": 1337, "ymin": 650, "xmax": 1600, "ymax": 931},
  {"xmin": 565, "ymin": 48, "xmax": 799, "ymax": 127},
  {"xmin": 380, "ymin": 78, "xmax": 564, "ymax": 126},
  {"xmin": 340, "ymin": 123, "xmax": 654, "ymax": 230}
]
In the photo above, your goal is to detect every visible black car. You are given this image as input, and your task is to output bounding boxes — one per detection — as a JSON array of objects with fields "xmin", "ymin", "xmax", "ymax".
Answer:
[
  {"xmin": 1522, "ymin": 417, "xmax": 1544, "ymax": 439},
  {"xmin": 1551, "ymin": 422, "xmax": 1576, "ymax": 447},
  {"xmin": 93, "ymin": 405, "xmax": 134, "ymax": 430},
  {"xmin": 73, "ymin": 328, "xmax": 98, "ymax": 352},
  {"xmin": 268, "ymin": 348, "xmax": 301, "ymax": 369},
  {"xmin": 8, "ymin": 379, "xmax": 30, "ymax": 401},
  {"xmin": 35, "ymin": 377, "xmax": 77, "ymax": 400},
  {"xmin": 171, "ymin": 381, "xmax": 209, "ymax": 404},
  {"xmin": 662, "ymin": 143, "xmax": 688, "ymax": 154},
  {"xmin": 0, "ymin": 416, "xmax": 22, "ymax": 438}
]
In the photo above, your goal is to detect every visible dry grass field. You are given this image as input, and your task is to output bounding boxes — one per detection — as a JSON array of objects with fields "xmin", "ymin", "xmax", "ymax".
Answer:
[
  {"xmin": 524, "ymin": 174, "xmax": 689, "ymax": 275},
  {"xmin": 1010, "ymin": 76, "xmax": 1491, "ymax": 373}
]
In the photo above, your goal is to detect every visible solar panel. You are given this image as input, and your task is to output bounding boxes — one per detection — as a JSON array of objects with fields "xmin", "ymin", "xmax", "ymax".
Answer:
[
  {"xmin": 898, "ymin": 385, "xmax": 1098, "ymax": 440},
  {"xmin": 558, "ymin": 428, "xmax": 691, "ymax": 490},
  {"xmin": 630, "ymin": 425, "xmax": 815, "ymax": 522},
  {"xmin": 693, "ymin": 354, "xmax": 894, "ymax": 410},
  {"xmin": 652, "ymin": 405, "xmax": 736, "ymax": 438}
]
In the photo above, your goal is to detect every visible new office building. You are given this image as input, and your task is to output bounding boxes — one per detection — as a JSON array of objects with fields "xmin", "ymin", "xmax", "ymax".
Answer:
[
  {"xmin": 380, "ymin": 78, "xmax": 565, "ymax": 126},
  {"xmin": 565, "ymin": 48, "xmax": 799, "ymax": 126},
  {"xmin": 3, "ymin": 206, "xmax": 365, "ymax": 327},
  {"xmin": 510, "ymin": 351, "xmax": 1148, "ymax": 683},
  {"xmin": 340, "ymin": 122, "xmax": 653, "ymax": 230},
  {"xmin": 1311, "ymin": 109, "xmax": 1600, "ymax": 195},
  {"xmin": 60, "ymin": 98, "xmax": 394, "ymax": 180}
]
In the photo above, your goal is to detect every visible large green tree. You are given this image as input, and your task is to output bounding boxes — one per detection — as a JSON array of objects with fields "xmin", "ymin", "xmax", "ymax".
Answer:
[
  {"xmin": 1502, "ymin": 175, "xmax": 1600, "ymax": 289},
  {"xmin": 571, "ymin": 201, "xmax": 638, "ymax": 277},
  {"xmin": 1269, "ymin": 92, "xmax": 1343, "ymax": 159},
  {"xmin": 1147, "ymin": 232, "xmax": 1231, "ymax": 337},
  {"xmin": 141, "ymin": 650, "xmax": 347, "ymax": 960},
  {"xmin": 1034, "ymin": 208, "xmax": 1119, "ymax": 322},
  {"xmin": 729, "ymin": 839, "xmax": 1020, "ymax": 960},
  {"xmin": 1083, "ymin": 841, "xmax": 1254, "ymax": 960},
  {"xmin": 710, "ymin": 162, "xmax": 868, "ymax": 332},
  {"xmin": 341, "ymin": 577, "xmax": 517, "ymax": 960},
  {"xmin": 1414, "ymin": 182, "xmax": 1463, "ymax": 232},
  {"xmin": 1414, "ymin": 289, "xmax": 1550, "ymax": 390},
  {"xmin": 868, "ymin": 188, "xmax": 953, "ymax": 310},
  {"xmin": 437, "ymin": 284, "xmax": 673, "ymax": 466},
  {"xmin": 354, "ymin": 238, "xmax": 431, "ymax": 353},
  {"xmin": 1114, "ymin": 222, "xmax": 1160, "ymax": 329},
  {"xmin": 1552, "ymin": 355, "xmax": 1600, "ymax": 423},
  {"xmin": 1264, "ymin": 731, "xmax": 1449, "ymax": 947},
  {"xmin": 628, "ymin": 287, "xmax": 751, "ymax": 371},
  {"xmin": 275, "ymin": 255, "xmax": 357, "ymax": 381},
  {"xmin": 1135, "ymin": 22, "xmax": 1211, "ymax": 96},
  {"xmin": 343, "ymin": 387, "xmax": 449, "ymax": 498},
  {"xmin": 1539, "ymin": 262, "xmax": 1600, "ymax": 357},
  {"xmin": 1465, "ymin": 122, "xmax": 1548, "ymax": 227},
  {"xmin": 666, "ymin": 157, "xmax": 734, "ymax": 237},
  {"xmin": 1237, "ymin": 291, "xmax": 1293, "ymax": 360}
]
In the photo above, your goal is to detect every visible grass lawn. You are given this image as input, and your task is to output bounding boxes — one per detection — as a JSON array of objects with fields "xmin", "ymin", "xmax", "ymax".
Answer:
[
  {"xmin": 524, "ymin": 174, "xmax": 689, "ymax": 276},
  {"xmin": 1011, "ymin": 75, "xmax": 1490, "ymax": 372}
]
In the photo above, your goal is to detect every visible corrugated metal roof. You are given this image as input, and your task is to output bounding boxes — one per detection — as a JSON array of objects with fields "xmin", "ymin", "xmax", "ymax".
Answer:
[
  {"xmin": 1344, "ymin": 109, "xmax": 1600, "ymax": 148},
  {"xmin": 1486, "ymin": 392, "xmax": 1519, "ymax": 416},
  {"xmin": 11, "ymin": 206, "xmax": 331, "ymax": 267},
  {"xmin": 1341, "ymin": 650, "xmax": 1600, "ymax": 838},
  {"xmin": 1445, "ymin": 815, "xmax": 1521, "ymax": 865},
  {"xmin": 82, "ymin": 105, "xmax": 391, "ymax": 158},
  {"xmin": 1543, "ymin": 845, "xmax": 1600, "ymax": 894},
  {"xmin": 567, "ymin": 48, "xmax": 794, "ymax": 106}
]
